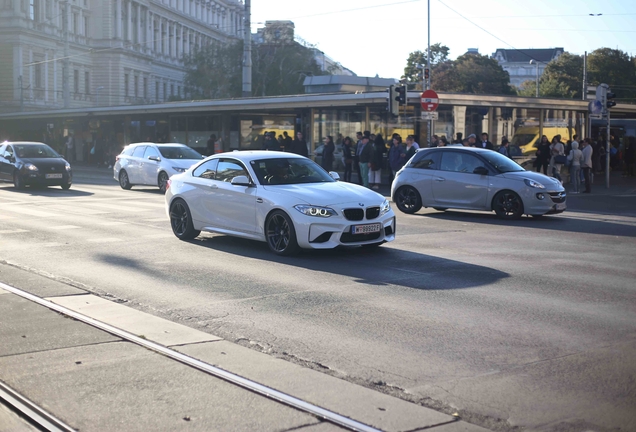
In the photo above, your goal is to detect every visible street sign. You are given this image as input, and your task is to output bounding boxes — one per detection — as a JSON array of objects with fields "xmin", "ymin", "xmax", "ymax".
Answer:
[
  {"xmin": 589, "ymin": 113, "xmax": 603, "ymax": 120},
  {"xmin": 421, "ymin": 89, "xmax": 439, "ymax": 112},
  {"xmin": 589, "ymin": 99, "xmax": 603, "ymax": 115},
  {"xmin": 421, "ymin": 111, "xmax": 439, "ymax": 120}
]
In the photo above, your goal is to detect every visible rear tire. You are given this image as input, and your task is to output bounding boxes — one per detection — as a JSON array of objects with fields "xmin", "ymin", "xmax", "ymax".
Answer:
[
  {"xmin": 395, "ymin": 186, "xmax": 422, "ymax": 214},
  {"xmin": 265, "ymin": 210, "xmax": 300, "ymax": 256},
  {"xmin": 13, "ymin": 172, "xmax": 24, "ymax": 190},
  {"xmin": 119, "ymin": 170, "xmax": 132, "ymax": 190},
  {"xmin": 158, "ymin": 171, "xmax": 169, "ymax": 194},
  {"xmin": 169, "ymin": 199, "xmax": 200, "ymax": 240}
]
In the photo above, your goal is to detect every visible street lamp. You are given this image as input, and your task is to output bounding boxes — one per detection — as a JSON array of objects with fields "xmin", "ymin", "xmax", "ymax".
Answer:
[
  {"xmin": 529, "ymin": 60, "xmax": 539, "ymax": 97},
  {"xmin": 96, "ymin": 86, "xmax": 104, "ymax": 106}
]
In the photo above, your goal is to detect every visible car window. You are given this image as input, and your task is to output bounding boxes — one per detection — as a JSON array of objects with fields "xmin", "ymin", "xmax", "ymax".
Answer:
[
  {"xmin": 132, "ymin": 146, "xmax": 146, "ymax": 158},
  {"xmin": 192, "ymin": 159, "xmax": 219, "ymax": 179},
  {"xmin": 121, "ymin": 146, "xmax": 134, "ymax": 156},
  {"xmin": 0, "ymin": 144, "xmax": 5, "ymax": 156},
  {"xmin": 4, "ymin": 145, "xmax": 14, "ymax": 158},
  {"xmin": 14, "ymin": 144, "xmax": 58, "ymax": 158},
  {"xmin": 143, "ymin": 146, "xmax": 160, "ymax": 159},
  {"xmin": 480, "ymin": 151, "xmax": 524, "ymax": 173},
  {"xmin": 440, "ymin": 152, "xmax": 483, "ymax": 174},
  {"xmin": 410, "ymin": 150, "xmax": 441, "ymax": 169},
  {"xmin": 215, "ymin": 159, "xmax": 248, "ymax": 182},
  {"xmin": 158, "ymin": 146, "xmax": 202, "ymax": 160},
  {"xmin": 251, "ymin": 157, "xmax": 335, "ymax": 185}
]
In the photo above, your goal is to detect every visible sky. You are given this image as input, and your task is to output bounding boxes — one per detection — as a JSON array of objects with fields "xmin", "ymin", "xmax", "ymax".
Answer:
[{"xmin": 250, "ymin": 0, "xmax": 636, "ymax": 79}]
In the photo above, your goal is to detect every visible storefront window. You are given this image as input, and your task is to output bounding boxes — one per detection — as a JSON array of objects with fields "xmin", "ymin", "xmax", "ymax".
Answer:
[
  {"xmin": 312, "ymin": 109, "xmax": 365, "ymax": 153},
  {"xmin": 239, "ymin": 115, "xmax": 295, "ymax": 150}
]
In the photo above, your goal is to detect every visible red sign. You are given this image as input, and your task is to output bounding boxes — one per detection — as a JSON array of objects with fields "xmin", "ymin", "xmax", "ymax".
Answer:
[{"xmin": 421, "ymin": 90, "xmax": 439, "ymax": 112}]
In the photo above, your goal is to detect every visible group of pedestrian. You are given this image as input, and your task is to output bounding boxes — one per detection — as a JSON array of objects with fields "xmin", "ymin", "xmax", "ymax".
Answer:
[
  {"xmin": 258, "ymin": 130, "xmax": 309, "ymax": 157},
  {"xmin": 534, "ymin": 134, "xmax": 594, "ymax": 193},
  {"xmin": 432, "ymin": 132, "xmax": 514, "ymax": 158}
]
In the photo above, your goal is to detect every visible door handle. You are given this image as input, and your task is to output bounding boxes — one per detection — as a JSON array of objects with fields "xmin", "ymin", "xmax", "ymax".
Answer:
[
  {"xmin": 434, "ymin": 177, "xmax": 446, "ymax": 182},
  {"xmin": 256, "ymin": 198, "xmax": 263, "ymax": 203},
  {"xmin": 209, "ymin": 184, "xmax": 218, "ymax": 189}
]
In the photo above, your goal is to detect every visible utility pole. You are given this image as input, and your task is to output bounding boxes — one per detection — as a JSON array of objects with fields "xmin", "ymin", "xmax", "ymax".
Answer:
[
  {"xmin": 241, "ymin": 0, "xmax": 252, "ymax": 97},
  {"xmin": 19, "ymin": 75, "xmax": 24, "ymax": 111},
  {"xmin": 62, "ymin": 0, "xmax": 70, "ymax": 108},
  {"xmin": 426, "ymin": 0, "xmax": 431, "ymax": 147},
  {"xmin": 582, "ymin": 51, "xmax": 587, "ymax": 101}
]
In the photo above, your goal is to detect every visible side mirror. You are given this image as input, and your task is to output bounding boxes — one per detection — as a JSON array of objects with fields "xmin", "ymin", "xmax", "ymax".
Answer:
[
  {"xmin": 473, "ymin": 166, "xmax": 488, "ymax": 175},
  {"xmin": 148, "ymin": 155, "xmax": 161, "ymax": 162},
  {"xmin": 231, "ymin": 175, "xmax": 252, "ymax": 186},
  {"xmin": 329, "ymin": 171, "xmax": 340, "ymax": 181}
]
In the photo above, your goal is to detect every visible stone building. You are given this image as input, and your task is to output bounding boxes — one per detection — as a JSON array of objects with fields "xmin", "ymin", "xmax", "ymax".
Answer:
[
  {"xmin": 492, "ymin": 48, "xmax": 564, "ymax": 88},
  {"xmin": 0, "ymin": 0, "xmax": 244, "ymax": 112}
]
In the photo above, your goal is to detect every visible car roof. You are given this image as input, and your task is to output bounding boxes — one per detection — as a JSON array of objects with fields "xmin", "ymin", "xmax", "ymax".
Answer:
[
  {"xmin": 419, "ymin": 146, "xmax": 494, "ymax": 153},
  {"xmin": 127, "ymin": 142, "xmax": 189, "ymax": 147},
  {"xmin": 2, "ymin": 141, "xmax": 48, "ymax": 146},
  {"xmin": 207, "ymin": 150, "xmax": 306, "ymax": 162}
]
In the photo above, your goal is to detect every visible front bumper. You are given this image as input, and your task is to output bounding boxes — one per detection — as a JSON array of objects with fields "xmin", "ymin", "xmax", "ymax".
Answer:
[
  {"xmin": 21, "ymin": 170, "xmax": 72, "ymax": 186},
  {"xmin": 522, "ymin": 190, "xmax": 566, "ymax": 215}
]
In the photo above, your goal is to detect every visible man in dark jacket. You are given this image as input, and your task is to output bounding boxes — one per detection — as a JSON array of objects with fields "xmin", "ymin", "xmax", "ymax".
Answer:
[
  {"xmin": 479, "ymin": 133, "xmax": 494, "ymax": 150},
  {"xmin": 289, "ymin": 131, "xmax": 308, "ymax": 157},
  {"xmin": 357, "ymin": 133, "xmax": 373, "ymax": 188},
  {"xmin": 262, "ymin": 132, "xmax": 278, "ymax": 151}
]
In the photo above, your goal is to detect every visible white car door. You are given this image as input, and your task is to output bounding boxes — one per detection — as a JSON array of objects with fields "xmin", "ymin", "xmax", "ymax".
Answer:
[
  {"xmin": 127, "ymin": 145, "xmax": 146, "ymax": 184},
  {"xmin": 140, "ymin": 145, "xmax": 161, "ymax": 185},
  {"xmin": 432, "ymin": 151, "xmax": 489, "ymax": 209},
  {"xmin": 402, "ymin": 150, "xmax": 442, "ymax": 206},
  {"xmin": 208, "ymin": 159, "xmax": 257, "ymax": 234}
]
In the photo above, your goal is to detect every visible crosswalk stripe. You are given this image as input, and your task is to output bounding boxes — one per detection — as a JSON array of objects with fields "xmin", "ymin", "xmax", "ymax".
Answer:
[
  {"xmin": 49, "ymin": 225, "xmax": 81, "ymax": 230},
  {"xmin": 86, "ymin": 238, "xmax": 122, "ymax": 243},
  {"xmin": 0, "ymin": 229, "xmax": 29, "ymax": 234}
]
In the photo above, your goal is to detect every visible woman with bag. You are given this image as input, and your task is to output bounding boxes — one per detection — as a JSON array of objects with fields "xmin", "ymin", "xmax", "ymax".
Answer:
[
  {"xmin": 549, "ymin": 135, "xmax": 565, "ymax": 183},
  {"xmin": 567, "ymin": 141, "xmax": 583, "ymax": 193},
  {"xmin": 321, "ymin": 135, "xmax": 335, "ymax": 172}
]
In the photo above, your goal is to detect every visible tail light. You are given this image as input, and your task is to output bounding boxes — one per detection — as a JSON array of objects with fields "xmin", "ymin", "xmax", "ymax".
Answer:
[{"xmin": 115, "ymin": 155, "xmax": 121, "ymax": 161}]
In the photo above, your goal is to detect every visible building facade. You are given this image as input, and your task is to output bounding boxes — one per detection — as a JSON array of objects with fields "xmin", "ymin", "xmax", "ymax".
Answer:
[
  {"xmin": 0, "ymin": 0, "xmax": 244, "ymax": 113},
  {"xmin": 492, "ymin": 48, "xmax": 564, "ymax": 88}
]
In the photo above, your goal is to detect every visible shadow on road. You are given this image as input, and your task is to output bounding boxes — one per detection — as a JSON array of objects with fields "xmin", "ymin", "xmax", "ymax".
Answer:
[
  {"xmin": 0, "ymin": 184, "xmax": 93, "ymax": 197},
  {"xmin": 418, "ymin": 209, "xmax": 636, "ymax": 238},
  {"xmin": 95, "ymin": 236, "xmax": 510, "ymax": 292}
]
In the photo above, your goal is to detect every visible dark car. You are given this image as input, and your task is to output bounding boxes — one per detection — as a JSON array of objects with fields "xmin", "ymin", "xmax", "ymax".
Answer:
[{"xmin": 0, "ymin": 141, "xmax": 72, "ymax": 190}]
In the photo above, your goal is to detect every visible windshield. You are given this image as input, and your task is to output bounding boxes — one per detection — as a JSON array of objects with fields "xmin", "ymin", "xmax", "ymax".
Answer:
[
  {"xmin": 251, "ymin": 157, "xmax": 335, "ymax": 185},
  {"xmin": 15, "ymin": 144, "xmax": 60, "ymax": 159},
  {"xmin": 158, "ymin": 146, "xmax": 202, "ymax": 160},
  {"xmin": 481, "ymin": 151, "xmax": 524, "ymax": 173},
  {"xmin": 510, "ymin": 134, "xmax": 536, "ymax": 147}
]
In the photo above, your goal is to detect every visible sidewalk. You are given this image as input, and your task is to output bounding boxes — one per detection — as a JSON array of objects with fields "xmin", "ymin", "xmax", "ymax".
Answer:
[{"xmin": 0, "ymin": 261, "xmax": 486, "ymax": 432}]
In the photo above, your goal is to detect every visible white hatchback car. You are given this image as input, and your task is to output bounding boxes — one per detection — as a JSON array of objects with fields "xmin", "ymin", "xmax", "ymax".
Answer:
[
  {"xmin": 114, "ymin": 143, "xmax": 203, "ymax": 193},
  {"xmin": 391, "ymin": 147, "xmax": 566, "ymax": 219},
  {"xmin": 165, "ymin": 151, "xmax": 396, "ymax": 255}
]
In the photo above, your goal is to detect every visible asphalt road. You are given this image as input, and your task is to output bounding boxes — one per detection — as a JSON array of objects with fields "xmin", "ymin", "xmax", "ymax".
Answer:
[{"xmin": 1, "ymin": 175, "xmax": 635, "ymax": 432}]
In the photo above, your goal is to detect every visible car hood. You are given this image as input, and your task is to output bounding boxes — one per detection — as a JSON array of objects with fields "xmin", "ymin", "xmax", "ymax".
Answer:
[
  {"xmin": 261, "ymin": 181, "xmax": 386, "ymax": 206},
  {"xmin": 22, "ymin": 157, "xmax": 68, "ymax": 169},
  {"xmin": 167, "ymin": 159, "xmax": 202, "ymax": 169},
  {"xmin": 501, "ymin": 170, "xmax": 564, "ymax": 190}
]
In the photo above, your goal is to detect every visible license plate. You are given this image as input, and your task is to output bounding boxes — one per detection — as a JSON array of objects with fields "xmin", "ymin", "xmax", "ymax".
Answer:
[
  {"xmin": 45, "ymin": 173, "xmax": 63, "ymax": 179},
  {"xmin": 556, "ymin": 203, "xmax": 566, "ymax": 210},
  {"xmin": 351, "ymin": 223, "xmax": 382, "ymax": 234}
]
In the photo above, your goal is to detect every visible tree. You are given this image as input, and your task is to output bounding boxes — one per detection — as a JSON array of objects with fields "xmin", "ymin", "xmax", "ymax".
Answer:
[
  {"xmin": 183, "ymin": 41, "xmax": 244, "ymax": 99},
  {"xmin": 587, "ymin": 48, "xmax": 636, "ymax": 102},
  {"xmin": 402, "ymin": 44, "xmax": 450, "ymax": 88},
  {"xmin": 536, "ymin": 52, "xmax": 584, "ymax": 99},
  {"xmin": 432, "ymin": 53, "xmax": 515, "ymax": 95}
]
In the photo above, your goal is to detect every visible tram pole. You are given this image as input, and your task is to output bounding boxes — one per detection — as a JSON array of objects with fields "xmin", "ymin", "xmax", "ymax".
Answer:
[
  {"xmin": 426, "ymin": 0, "xmax": 431, "ymax": 147},
  {"xmin": 242, "ymin": 0, "xmax": 252, "ymax": 97}
]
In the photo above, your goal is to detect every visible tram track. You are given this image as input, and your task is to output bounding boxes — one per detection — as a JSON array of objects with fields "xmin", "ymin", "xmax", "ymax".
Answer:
[{"xmin": 0, "ymin": 281, "xmax": 385, "ymax": 432}]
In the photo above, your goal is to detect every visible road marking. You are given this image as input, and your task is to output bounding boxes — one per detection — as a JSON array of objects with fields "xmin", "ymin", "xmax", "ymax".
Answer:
[
  {"xmin": 143, "ymin": 218, "xmax": 168, "ymax": 222},
  {"xmin": 98, "ymin": 221, "xmax": 128, "ymax": 226},
  {"xmin": 86, "ymin": 238, "xmax": 121, "ymax": 243},
  {"xmin": 143, "ymin": 233, "xmax": 172, "ymax": 239},
  {"xmin": 42, "ymin": 242, "xmax": 69, "ymax": 247},
  {"xmin": 0, "ymin": 215, "xmax": 15, "ymax": 220},
  {"xmin": 0, "ymin": 229, "xmax": 29, "ymax": 234},
  {"xmin": 49, "ymin": 225, "xmax": 81, "ymax": 230},
  {"xmin": 82, "ymin": 202, "xmax": 148, "ymax": 212},
  {"xmin": 42, "ymin": 205, "xmax": 107, "ymax": 215},
  {"xmin": 0, "ymin": 206, "xmax": 65, "ymax": 218}
]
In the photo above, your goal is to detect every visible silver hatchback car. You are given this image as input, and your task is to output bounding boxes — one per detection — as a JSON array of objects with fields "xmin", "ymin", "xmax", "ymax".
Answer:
[
  {"xmin": 114, "ymin": 143, "xmax": 203, "ymax": 193},
  {"xmin": 391, "ymin": 147, "xmax": 566, "ymax": 219}
]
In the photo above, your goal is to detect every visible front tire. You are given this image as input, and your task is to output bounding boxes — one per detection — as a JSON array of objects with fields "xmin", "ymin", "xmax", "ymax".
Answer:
[
  {"xmin": 493, "ymin": 190, "xmax": 524, "ymax": 219},
  {"xmin": 158, "ymin": 171, "xmax": 169, "ymax": 194},
  {"xmin": 13, "ymin": 171, "xmax": 24, "ymax": 190},
  {"xmin": 169, "ymin": 199, "xmax": 200, "ymax": 240},
  {"xmin": 265, "ymin": 210, "xmax": 300, "ymax": 256},
  {"xmin": 395, "ymin": 186, "xmax": 422, "ymax": 214},
  {"xmin": 119, "ymin": 170, "xmax": 132, "ymax": 190},
  {"xmin": 61, "ymin": 183, "xmax": 71, "ymax": 190}
]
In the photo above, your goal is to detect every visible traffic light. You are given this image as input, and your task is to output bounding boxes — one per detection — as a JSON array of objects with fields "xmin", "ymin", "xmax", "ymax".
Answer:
[
  {"xmin": 395, "ymin": 85, "xmax": 407, "ymax": 104},
  {"xmin": 387, "ymin": 85, "xmax": 399, "ymax": 116},
  {"xmin": 424, "ymin": 68, "xmax": 430, "ymax": 80},
  {"xmin": 606, "ymin": 90, "xmax": 616, "ymax": 109}
]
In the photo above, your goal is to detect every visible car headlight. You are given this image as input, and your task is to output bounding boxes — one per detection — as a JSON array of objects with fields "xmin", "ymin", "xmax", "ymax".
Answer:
[
  {"xmin": 524, "ymin": 178, "xmax": 545, "ymax": 189},
  {"xmin": 172, "ymin": 166, "xmax": 187, "ymax": 173},
  {"xmin": 294, "ymin": 205, "xmax": 337, "ymax": 218},
  {"xmin": 25, "ymin": 163, "xmax": 38, "ymax": 171},
  {"xmin": 65, "ymin": 163, "xmax": 71, "ymax": 171},
  {"xmin": 380, "ymin": 199, "xmax": 391, "ymax": 216}
]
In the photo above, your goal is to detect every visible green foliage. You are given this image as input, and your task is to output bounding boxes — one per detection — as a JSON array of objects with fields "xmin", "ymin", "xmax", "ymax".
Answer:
[
  {"xmin": 402, "ymin": 44, "xmax": 450, "ymax": 89},
  {"xmin": 517, "ymin": 80, "xmax": 538, "ymax": 97},
  {"xmin": 587, "ymin": 48, "xmax": 636, "ymax": 102},
  {"xmin": 432, "ymin": 53, "xmax": 515, "ymax": 95},
  {"xmin": 183, "ymin": 41, "xmax": 243, "ymax": 99},
  {"xmin": 538, "ymin": 52, "xmax": 583, "ymax": 99}
]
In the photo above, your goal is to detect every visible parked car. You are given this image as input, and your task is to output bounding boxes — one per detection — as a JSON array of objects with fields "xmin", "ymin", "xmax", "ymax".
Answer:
[
  {"xmin": 391, "ymin": 147, "xmax": 566, "ymax": 219},
  {"xmin": 114, "ymin": 143, "xmax": 203, "ymax": 193},
  {"xmin": 0, "ymin": 141, "xmax": 72, "ymax": 190},
  {"xmin": 165, "ymin": 151, "xmax": 396, "ymax": 255}
]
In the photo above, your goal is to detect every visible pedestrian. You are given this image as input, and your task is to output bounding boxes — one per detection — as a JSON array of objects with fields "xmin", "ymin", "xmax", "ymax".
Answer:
[
  {"xmin": 262, "ymin": 132, "xmax": 279, "ymax": 151},
  {"xmin": 289, "ymin": 131, "xmax": 308, "ymax": 157},
  {"xmin": 567, "ymin": 141, "xmax": 583, "ymax": 193},
  {"xmin": 342, "ymin": 136, "xmax": 354, "ymax": 182},
  {"xmin": 467, "ymin": 134, "xmax": 477, "ymax": 147},
  {"xmin": 535, "ymin": 135, "xmax": 550, "ymax": 174},
  {"xmin": 580, "ymin": 138, "xmax": 593, "ymax": 193},
  {"xmin": 404, "ymin": 136, "xmax": 417, "ymax": 161},
  {"xmin": 357, "ymin": 133, "xmax": 373, "ymax": 188},
  {"xmin": 369, "ymin": 133, "xmax": 385, "ymax": 190},
  {"xmin": 549, "ymin": 135, "xmax": 565, "ymax": 183},
  {"xmin": 64, "ymin": 133, "xmax": 75, "ymax": 162},
  {"xmin": 388, "ymin": 136, "xmax": 406, "ymax": 181},
  {"xmin": 353, "ymin": 131, "xmax": 364, "ymax": 184},
  {"xmin": 283, "ymin": 131, "xmax": 293, "ymax": 151},
  {"xmin": 624, "ymin": 136, "xmax": 635, "ymax": 177},
  {"xmin": 478, "ymin": 133, "xmax": 494, "ymax": 150},
  {"xmin": 206, "ymin": 134, "xmax": 217, "ymax": 155},
  {"xmin": 499, "ymin": 137, "xmax": 510, "ymax": 157},
  {"xmin": 321, "ymin": 135, "xmax": 335, "ymax": 171},
  {"xmin": 454, "ymin": 132, "xmax": 463, "ymax": 144}
]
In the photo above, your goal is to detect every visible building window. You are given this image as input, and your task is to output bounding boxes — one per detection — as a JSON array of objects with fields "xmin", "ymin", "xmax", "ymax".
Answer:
[
  {"xmin": 84, "ymin": 16, "xmax": 89, "ymax": 36},
  {"xmin": 134, "ymin": 75, "xmax": 139, "ymax": 98},
  {"xmin": 35, "ymin": 63, "xmax": 43, "ymax": 88},
  {"xmin": 155, "ymin": 81, "xmax": 159, "ymax": 101},
  {"xmin": 163, "ymin": 83, "xmax": 167, "ymax": 101},
  {"xmin": 170, "ymin": 84, "xmax": 174, "ymax": 97},
  {"xmin": 177, "ymin": 85, "xmax": 180, "ymax": 97},
  {"xmin": 73, "ymin": 70, "xmax": 79, "ymax": 93},
  {"xmin": 29, "ymin": 0, "xmax": 38, "ymax": 21},
  {"xmin": 84, "ymin": 71, "xmax": 90, "ymax": 94},
  {"xmin": 73, "ymin": 12, "xmax": 78, "ymax": 34},
  {"xmin": 143, "ymin": 77, "xmax": 148, "ymax": 99},
  {"xmin": 125, "ymin": 73, "xmax": 129, "ymax": 97}
]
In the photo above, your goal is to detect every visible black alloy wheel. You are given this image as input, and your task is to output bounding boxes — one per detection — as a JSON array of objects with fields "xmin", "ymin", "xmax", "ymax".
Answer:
[
  {"xmin": 265, "ymin": 210, "xmax": 300, "ymax": 256},
  {"xmin": 169, "ymin": 199, "xmax": 200, "ymax": 240},
  {"xmin": 395, "ymin": 186, "xmax": 422, "ymax": 214},
  {"xmin": 119, "ymin": 170, "xmax": 132, "ymax": 190},
  {"xmin": 158, "ymin": 171, "xmax": 169, "ymax": 194},
  {"xmin": 493, "ymin": 190, "xmax": 524, "ymax": 219},
  {"xmin": 61, "ymin": 183, "xmax": 71, "ymax": 190},
  {"xmin": 13, "ymin": 171, "xmax": 24, "ymax": 190}
]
